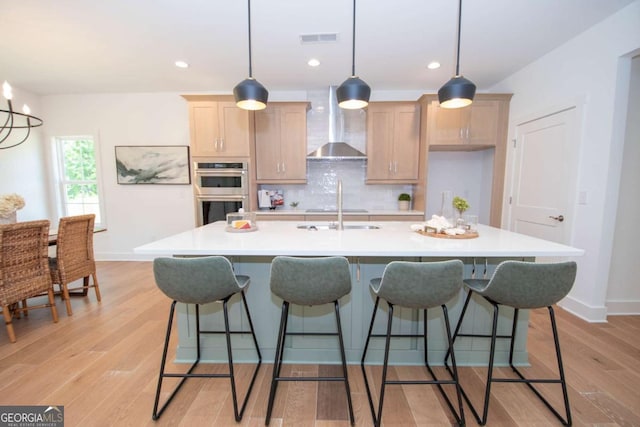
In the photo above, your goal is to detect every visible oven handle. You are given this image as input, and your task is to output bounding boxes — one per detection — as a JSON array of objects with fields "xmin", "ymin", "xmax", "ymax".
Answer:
[
  {"xmin": 196, "ymin": 194, "xmax": 247, "ymax": 202},
  {"xmin": 195, "ymin": 169, "xmax": 246, "ymax": 177}
]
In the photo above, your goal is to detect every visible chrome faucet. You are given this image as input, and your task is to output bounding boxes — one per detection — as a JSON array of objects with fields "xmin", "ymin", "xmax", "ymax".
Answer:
[{"xmin": 337, "ymin": 179, "xmax": 344, "ymax": 230}]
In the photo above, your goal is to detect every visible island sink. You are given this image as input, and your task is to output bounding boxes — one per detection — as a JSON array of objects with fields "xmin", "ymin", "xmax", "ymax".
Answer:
[{"xmin": 297, "ymin": 224, "xmax": 381, "ymax": 231}]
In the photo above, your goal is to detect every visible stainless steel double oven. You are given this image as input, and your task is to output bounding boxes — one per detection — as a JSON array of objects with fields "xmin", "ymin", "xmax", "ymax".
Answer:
[{"xmin": 193, "ymin": 160, "xmax": 248, "ymax": 226}]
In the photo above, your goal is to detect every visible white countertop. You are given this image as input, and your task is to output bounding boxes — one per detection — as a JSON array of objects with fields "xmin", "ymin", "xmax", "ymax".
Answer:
[
  {"xmin": 254, "ymin": 209, "xmax": 424, "ymax": 216},
  {"xmin": 135, "ymin": 221, "xmax": 584, "ymax": 258}
]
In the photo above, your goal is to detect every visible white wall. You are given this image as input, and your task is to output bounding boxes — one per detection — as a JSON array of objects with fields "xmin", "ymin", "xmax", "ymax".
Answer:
[
  {"xmin": 0, "ymin": 85, "xmax": 50, "ymax": 222},
  {"xmin": 607, "ymin": 55, "xmax": 640, "ymax": 313},
  {"xmin": 492, "ymin": 0, "xmax": 640, "ymax": 321},
  {"xmin": 40, "ymin": 93, "xmax": 195, "ymax": 260}
]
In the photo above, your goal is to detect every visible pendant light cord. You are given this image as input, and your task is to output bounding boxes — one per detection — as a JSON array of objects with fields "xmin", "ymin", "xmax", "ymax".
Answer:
[
  {"xmin": 455, "ymin": 0, "xmax": 462, "ymax": 76},
  {"xmin": 247, "ymin": 0, "xmax": 253, "ymax": 78},
  {"xmin": 351, "ymin": 0, "xmax": 356, "ymax": 77}
]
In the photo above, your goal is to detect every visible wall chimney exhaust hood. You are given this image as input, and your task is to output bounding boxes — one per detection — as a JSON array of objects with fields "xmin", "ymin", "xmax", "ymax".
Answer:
[{"xmin": 307, "ymin": 86, "xmax": 366, "ymax": 160}]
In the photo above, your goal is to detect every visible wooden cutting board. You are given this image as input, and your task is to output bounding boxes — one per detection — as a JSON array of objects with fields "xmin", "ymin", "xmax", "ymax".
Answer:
[{"xmin": 415, "ymin": 230, "xmax": 479, "ymax": 239}]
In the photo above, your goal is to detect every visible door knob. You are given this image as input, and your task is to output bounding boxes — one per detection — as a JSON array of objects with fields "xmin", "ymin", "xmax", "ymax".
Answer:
[{"xmin": 549, "ymin": 215, "xmax": 564, "ymax": 222}]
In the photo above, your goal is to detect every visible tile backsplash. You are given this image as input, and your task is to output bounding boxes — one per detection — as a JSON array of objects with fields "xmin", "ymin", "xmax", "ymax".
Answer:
[{"xmin": 258, "ymin": 89, "xmax": 413, "ymax": 212}]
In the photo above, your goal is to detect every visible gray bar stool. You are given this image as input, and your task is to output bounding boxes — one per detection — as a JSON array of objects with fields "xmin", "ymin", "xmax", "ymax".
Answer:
[
  {"xmin": 265, "ymin": 256, "xmax": 354, "ymax": 425},
  {"xmin": 152, "ymin": 256, "xmax": 262, "ymax": 421},
  {"xmin": 361, "ymin": 260, "xmax": 465, "ymax": 427},
  {"xmin": 447, "ymin": 260, "xmax": 577, "ymax": 425}
]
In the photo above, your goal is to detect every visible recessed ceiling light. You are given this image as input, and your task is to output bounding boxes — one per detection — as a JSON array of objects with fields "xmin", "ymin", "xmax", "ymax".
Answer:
[
  {"xmin": 308, "ymin": 58, "xmax": 321, "ymax": 67},
  {"xmin": 175, "ymin": 61, "xmax": 189, "ymax": 69},
  {"xmin": 427, "ymin": 61, "xmax": 441, "ymax": 70}
]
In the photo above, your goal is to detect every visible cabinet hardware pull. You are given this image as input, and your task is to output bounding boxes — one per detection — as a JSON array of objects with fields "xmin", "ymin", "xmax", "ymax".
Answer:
[{"xmin": 549, "ymin": 215, "xmax": 564, "ymax": 222}]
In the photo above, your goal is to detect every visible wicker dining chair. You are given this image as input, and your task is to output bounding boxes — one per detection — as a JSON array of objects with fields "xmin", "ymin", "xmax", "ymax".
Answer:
[
  {"xmin": 49, "ymin": 214, "xmax": 101, "ymax": 316},
  {"xmin": 0, "ymin": 220, "xmax": 59, "ymax": 343}
]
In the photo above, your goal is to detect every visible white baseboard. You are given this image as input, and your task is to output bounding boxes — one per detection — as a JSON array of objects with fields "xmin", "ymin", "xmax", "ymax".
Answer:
[
  {"xmin": 558, "ymin": 296, "xmax": 608, "ymax": 323},
  {"xmin": 605, "ymin": 299, "xmax": 640, "ymax": 315}
]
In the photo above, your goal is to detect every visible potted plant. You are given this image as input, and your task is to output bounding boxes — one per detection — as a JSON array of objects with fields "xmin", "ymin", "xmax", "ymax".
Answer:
[
  {"xmin": 398, "ymin": 193, "xmax": 411, "ymax": 211},
  {"xmin": 452, "ymin": 196, "xmax": 469, "ymax": 217},
  {"xmin": 452, "ymin": 196, "xmax": 470, "ymax": 229}
]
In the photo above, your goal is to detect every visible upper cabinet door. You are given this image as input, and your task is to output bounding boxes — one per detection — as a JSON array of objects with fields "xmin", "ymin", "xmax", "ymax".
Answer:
[
  {"xmin": 429, "ymin": 106, "xmax": 467, "ymax": 146},
  {"xmin": 217, "ymin": 102, "xmax": 251, "ymax": 157},
  {"xmin": 186, "ymin": 96, "xmax": 251, "ymax": 158},
  {"xmin": 366, "ymin": 105, "xmax": 395, "ymax": 181},
  {"xmin": 255, "ymin": 102, "xmax": 309, "ymax": 183},
  {"xmin": 427, "ymin": 98, "xmax": 503, "ymax": 148},
  {"xmin": 366, "ymin": 102, "xmax": 420, "ymax": 183}
]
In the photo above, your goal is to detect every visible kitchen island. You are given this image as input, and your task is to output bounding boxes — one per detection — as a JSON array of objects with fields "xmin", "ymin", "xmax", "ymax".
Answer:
[{"xmin": 135, "ymin": 221, "xmax": 584, "ymax": 366}]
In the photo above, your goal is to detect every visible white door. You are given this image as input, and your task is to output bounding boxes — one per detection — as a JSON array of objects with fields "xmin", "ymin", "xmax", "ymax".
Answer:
[{"xmin": 510, "ymin": 108, "xmax": 578, "ymax": 244}]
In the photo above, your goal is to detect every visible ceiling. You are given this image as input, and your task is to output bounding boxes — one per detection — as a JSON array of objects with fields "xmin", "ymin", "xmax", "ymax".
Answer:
[{"xmin": 0, "ymin": 0, "xmax": 634, "ymax": 96}]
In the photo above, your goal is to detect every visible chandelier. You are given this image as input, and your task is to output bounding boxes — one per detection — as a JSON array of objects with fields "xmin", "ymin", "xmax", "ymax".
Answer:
[{"xmin": 1, "ymin": 81, "xmax": 43, "ymax": 150}]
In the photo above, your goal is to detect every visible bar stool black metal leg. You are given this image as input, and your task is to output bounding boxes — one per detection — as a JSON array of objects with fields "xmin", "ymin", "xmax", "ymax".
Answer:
[
  {"xmin": 152, "ymin": 302, "xmax": 201, "ymax": 420},
  {"xmin": 222, "ymin": 299, "xmax": 241, "ymax": 421},
  {"xmin": 237, "ymin": 290, "xmax": 263, "ymax": 418},
  {"xmin": 334, "ymin": 300, "xmax": 355, "ymax": 425},
  {"xmin": 478, "ymin": 302, "xmax": 500, "ymax": 425},
  {"xmin": 508, "ymin": 307, "xmax": 519, "ymax": 366},
  {"xmin": 242, "ymin": 291, "xmax": 263, "ymax": 362},
  {"xmin": 361, "ymin": 297, "xmax": 380, "ymax": 423},
  {"xmin": 265, "ymin": 301, "xmax": 289, "ymax": 425},
  {"xmin": 374, "ymin": 303, "xmax": 395, "ymax": 427},
  {"xmin": 550, "ymin": 306, "xmax": 572, "ymax": 425},
  {"xmin": 423, "ymin": 308, "xmax": 428, "ymax": 367},
  {"xmin": 442, "ymin": 305, "xmax": 465, "ymax": 426},
  {"xmin": 446, "ymin": 289, "xmax": 473, "ymax": 364},
  {"xmin": 508, "ymin": 307, "xmax": 572, "ymax": 425}
]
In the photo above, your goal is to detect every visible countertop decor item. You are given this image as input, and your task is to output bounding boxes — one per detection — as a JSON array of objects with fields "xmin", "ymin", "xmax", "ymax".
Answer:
[
  {"xmin": 226, "ymin": 210, "xmax": 258, "ymax": 233},
  {"xmin": 0, "ymin": 193, "xmax": 25, "ymax": 223},
  {"xmin": 1, "ymin": 81, "xmax": 43, "ymax": 150},
  {"xmin": 453, "ymin": 196, "xmax": 469, "ymax": 217},
  {"xmin": 398, "ymin": 193, "xmax": 411, "ymax": 211}
]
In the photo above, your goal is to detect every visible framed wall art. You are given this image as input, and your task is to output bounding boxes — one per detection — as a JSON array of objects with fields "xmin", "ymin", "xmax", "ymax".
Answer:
[{"xmin": 115, "ymin": 145, "xmax": 191, "ymax": 184}]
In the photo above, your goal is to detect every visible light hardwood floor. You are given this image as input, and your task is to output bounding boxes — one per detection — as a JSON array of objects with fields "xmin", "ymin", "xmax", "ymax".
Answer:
[{"xmin": 1, "ymin": 261, "xmax": 639, "ymax": 426}]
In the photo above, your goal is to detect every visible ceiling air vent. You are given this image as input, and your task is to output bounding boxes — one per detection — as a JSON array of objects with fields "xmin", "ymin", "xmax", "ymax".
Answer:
[{"xmin": 300, "ymin": 33, "xmax": 339, "ymax": 44}]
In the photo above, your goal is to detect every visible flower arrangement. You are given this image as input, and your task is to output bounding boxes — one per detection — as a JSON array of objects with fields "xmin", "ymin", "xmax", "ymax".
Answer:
[
  {"xmin": 452, "ymin": 196, "xmax": 469, "ymax": 216},
  {"xmin": 0, "ymin": 193, "xmax": 25, "ymax": 218}
]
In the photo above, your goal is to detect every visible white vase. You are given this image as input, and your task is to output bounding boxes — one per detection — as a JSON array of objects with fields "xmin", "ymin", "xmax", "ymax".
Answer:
[
  {"xmin": 0, "ymin": 211, "xmax": 17, "ymax": 224},
  {"xmin": 398, "ymin": 200, "xmax": 410, "ymax": 211}
]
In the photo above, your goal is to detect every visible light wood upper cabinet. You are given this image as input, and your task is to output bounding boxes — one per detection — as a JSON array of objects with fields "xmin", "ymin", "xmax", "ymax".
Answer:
[
  {"xmin": 366, "ymin": 102, "xmax": 421, "ymax": 183},
  {"xmin": 255, "ymin": 102, "xmax": 309, "ymax": 183},
  {"xmin": 426, "ymin": 96, "xmax": 508, "ymax": 148},
  {"xmin": 416, "ymin": 93, "xmax": 512, "ymax": 227},
  {"xmin": 184, "ymin": 95, "xmax": 251, "ymax": 158}
]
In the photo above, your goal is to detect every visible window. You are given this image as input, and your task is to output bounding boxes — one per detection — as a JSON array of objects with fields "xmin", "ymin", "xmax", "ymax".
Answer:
[{"xmin": 53, "ymin": 136, "xmax": 105, "ymax": 226}]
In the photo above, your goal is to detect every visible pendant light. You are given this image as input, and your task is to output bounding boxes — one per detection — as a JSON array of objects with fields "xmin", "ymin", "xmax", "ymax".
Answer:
[
  {"xmin": 336, "ymin": 0, "xmax": 371, "ymax": 109},
  {"xmin": 233, "ymin": 0, "xmax": 268, "ymax": 110},
  {"xmin": 438, "ymin": 0, "xmax": 476, "ymax": 109}
]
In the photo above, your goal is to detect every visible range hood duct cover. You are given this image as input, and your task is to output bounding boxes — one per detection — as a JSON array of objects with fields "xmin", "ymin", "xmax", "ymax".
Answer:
[
  {"xmin": 307, "ymin": 86, "xmax": 366, "ymax": 160},
  {"xmin": 307, "ymin": 142, "xmax": 367, "ymax": 160}
]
